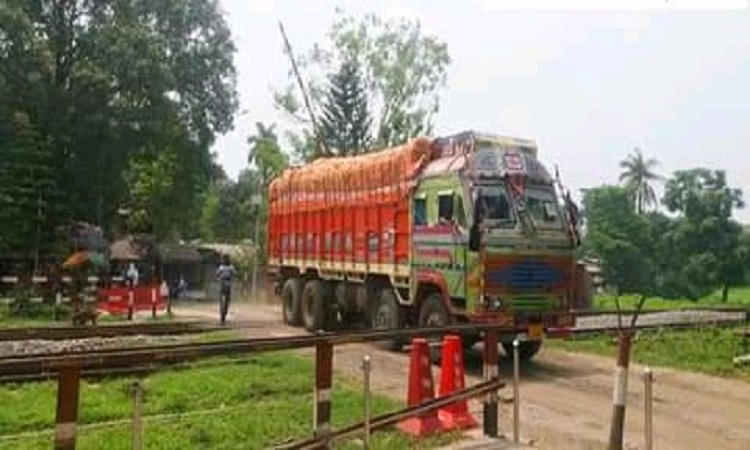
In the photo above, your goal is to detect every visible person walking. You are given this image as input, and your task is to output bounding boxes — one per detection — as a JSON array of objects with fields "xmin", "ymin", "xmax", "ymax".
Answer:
[{"xmin": 215, "ymin": 254, "xmax": 235, "ymax": 324}]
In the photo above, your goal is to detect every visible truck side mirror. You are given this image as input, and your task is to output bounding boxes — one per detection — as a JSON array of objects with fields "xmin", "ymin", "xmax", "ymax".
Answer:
[{"xmin": 468, "ymin": 222, "xmax": 480, "ymax": 252}]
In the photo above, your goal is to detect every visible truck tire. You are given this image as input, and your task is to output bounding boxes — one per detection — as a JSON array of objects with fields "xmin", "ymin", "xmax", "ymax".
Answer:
[
  {"xmin": 371, "ymin": 288, "xmax": 404, "ymax": 350},
  {"xmin": 418, "ymin": 293, "xmax": 450, "ymax": 328},
  {"xmin": 282, "ymin": 278, "xmax": 303, "ymax": 326},
  {"xmin": 502, "ymin": 341, "xmax": 542, "ymax": 362},
  {"xmin": 418, "ymin": 293, "xmax": 451, "ymax": 362},
  {"xmin": 301, "ymin": 280, "xmax": 327, "ymax": 332}
]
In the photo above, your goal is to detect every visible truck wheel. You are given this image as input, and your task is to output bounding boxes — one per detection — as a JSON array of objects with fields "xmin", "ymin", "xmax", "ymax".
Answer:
[
  {"xmin": 418, "ymin": 293, "xmax": 451, "ymax": 362},
  {"xmin": 301, "ymin": 280, "xmax": 327, "ymax": 332},
  {"xmin": 502, "ymin": 341, "xmax": 542, "ymax": 361},
  {"xmin": 418, "ymin": 293, "xmax": 450, "ymax": 328},
  {"xmin": 281, "ymin": 278, "xmax": 303, "ymax": 326},
  {"xmin": 372, "ymin": 288, "xmax": 404, "ymax": 350}
]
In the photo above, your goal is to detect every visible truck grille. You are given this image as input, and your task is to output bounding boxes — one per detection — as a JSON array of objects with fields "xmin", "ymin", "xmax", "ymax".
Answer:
[{"xmin": 485, "ymin": 259, "xmax": 564, "ymax": 292}]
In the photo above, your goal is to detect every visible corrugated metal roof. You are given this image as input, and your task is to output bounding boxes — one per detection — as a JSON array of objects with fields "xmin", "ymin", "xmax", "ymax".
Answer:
[{"xmin": 157, "ymin": 244, "xmax": 202, "ymax": 263}]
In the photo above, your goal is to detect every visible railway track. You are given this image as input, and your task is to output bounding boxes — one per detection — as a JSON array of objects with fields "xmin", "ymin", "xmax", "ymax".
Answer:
[{"xmin": 0, "ymin": 319, "xmax": 265, "ymax": 342}]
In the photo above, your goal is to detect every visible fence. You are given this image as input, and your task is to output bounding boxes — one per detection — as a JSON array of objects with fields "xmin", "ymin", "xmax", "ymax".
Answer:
[
  {"xmin": 0, "ymin": 323, "xmax": 513, "ymax": 450},
  {"xmin": 0, "ymin": 275, "xmax": 168, "ymax": 318}
]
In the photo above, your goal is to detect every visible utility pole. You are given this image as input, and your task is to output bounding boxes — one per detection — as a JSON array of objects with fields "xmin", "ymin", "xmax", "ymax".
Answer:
[
  {"xmin": 278, "ymin": 20, "xmax": 331, "ymax": 158},
  {"xmin": 251, "ymin": 162, "xmax": 263, "ymax": 301}
]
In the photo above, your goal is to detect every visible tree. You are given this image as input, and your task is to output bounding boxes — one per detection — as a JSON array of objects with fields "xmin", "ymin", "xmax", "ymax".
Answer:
[
  {"xmin": 619, "ymin": 147, "xmax": 661, "ymax": 215},
  {"xmin": 581, "ymin": 186, "xmax": 654, "ymax": 295},
  {"xmin": 274, "ymin": 10, "xmax": 450, "ymax": 160},
  {"xmin": 0, "ymin": 0, "xmax": 238, "ymax": 254},
  {"xmin": 319, "ymin": 59, "xmax": 373, "ymax": 155},
  {"xmin": 662, "ymin": 169, "xmax": 745, "ymax": 301},
  {"xmin": 0, "ymin": 112, "xmax": 60, "ymax": 264},
  {"xmin": 247, "ymin": 122, "xmax": 288, "ymax": 187}
]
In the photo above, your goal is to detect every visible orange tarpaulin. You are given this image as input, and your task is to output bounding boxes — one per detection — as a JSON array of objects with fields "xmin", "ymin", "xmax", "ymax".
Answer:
[{"xmin": 269, "ymin": 137, "xmax": 435, "ymax": 206}]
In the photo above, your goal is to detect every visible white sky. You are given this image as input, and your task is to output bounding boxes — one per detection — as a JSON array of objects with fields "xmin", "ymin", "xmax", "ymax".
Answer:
[{"xmin": 211, "ymin": 0, "xmax": 750, "ymax": 222}]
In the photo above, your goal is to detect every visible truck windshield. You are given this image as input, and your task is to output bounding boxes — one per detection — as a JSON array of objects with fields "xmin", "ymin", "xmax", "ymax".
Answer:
[
  {"xmin": 524, "ymin": 186, "xmax": 562, "ymax": 230},
  {"xmin": 475, "ymin": 185, "xmax": 514, "ymax": 228}
]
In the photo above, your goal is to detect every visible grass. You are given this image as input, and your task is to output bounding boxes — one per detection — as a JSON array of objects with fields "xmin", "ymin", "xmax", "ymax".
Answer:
[
  {"xmin": 592, "ymin": 285, "xmax": 750, "ymax": 311},
  {"xmin": 0, "ymin": 305, "xmax": 174, "ymax": 328},
  {"xmin": 0, "ymin": 352, "xmax": 457, "ymax": 450},
  {"xmin": 548, "ymin": 326, "xmax": 750, "ymax": 381}
]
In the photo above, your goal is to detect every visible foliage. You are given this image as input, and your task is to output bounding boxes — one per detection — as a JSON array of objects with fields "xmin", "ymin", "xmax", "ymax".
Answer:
[
  {"xmin": 619, "ymin": 147, "xmax": 662, "ymax": 215},
  {"xmin": 582, "ymin": 185, "xmax": 654, "ymax": 295},
  {"xmin": 274, "ymin": 10, "xmax": 450, "ymax": 161},
  {"xmin": 0, "ymin": 0, "xmax": 238, "ymax": 251},
  {"xmin": 247, "ymin": 122, "xmax": 288, "ymax": 187},
  {"xmin": 319, "ymin": 59, "xmax": 373, "ymax": 155},
  {"xmin": 662, "ymin": 169, "xmax": 745, "ymax": 300},
  {"xmin": 0, "ymin": 112, "xmax": 59, "ymax": 256}
]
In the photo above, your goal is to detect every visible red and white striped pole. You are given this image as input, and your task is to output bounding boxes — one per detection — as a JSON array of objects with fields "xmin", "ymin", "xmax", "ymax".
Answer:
[{"xmin": 608, "ymin": 330, "xmax": 633, "ymax": 450}]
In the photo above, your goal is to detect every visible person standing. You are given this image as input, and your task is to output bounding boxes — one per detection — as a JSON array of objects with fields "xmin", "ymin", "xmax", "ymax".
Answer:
[{"xmin": 214, "ymin": 254, "xmax": 235, "ymax": 324}]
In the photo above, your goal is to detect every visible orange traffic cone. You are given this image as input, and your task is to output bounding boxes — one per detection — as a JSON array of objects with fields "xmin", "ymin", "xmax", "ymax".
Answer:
[
  {"xmin": 397, "ymin": 338, "xmax": 443, "ymax": 436},
  {"xmin": 438, "ymin": 334, "xmax": 478, "ymax": 430}
]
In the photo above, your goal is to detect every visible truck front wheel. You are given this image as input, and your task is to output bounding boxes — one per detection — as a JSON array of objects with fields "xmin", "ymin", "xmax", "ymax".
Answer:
[
  {"xmin": 282, "ymin": 278, "xmax": 303, "ymax": 326},
  {"xmin": 301, "ymin": 280, "xmax": 327, "ymax": 332},
  {"xmin": 418, "ymin": 293, "xmax": 451, "ymax": 362}
]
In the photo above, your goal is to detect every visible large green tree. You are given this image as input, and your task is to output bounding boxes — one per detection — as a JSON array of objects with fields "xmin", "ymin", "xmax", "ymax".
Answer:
[
  {"xmin": 275, "ymin": 10, "xmax": 450, "ymax": 161},
  {"xmin": 662, "ymin": 169, "xmax": 745, "ymax": 301},
  {"xmin": 319, "ymin": 59, "xmax": 373, "ymax": 156},
  {"xmin": 619, "ymin": 147, "xmax": 662, "ymax": 215},
  {"xmin": 0, "ymin": 0, "xmax": 238, "ymax": 250},
  {"xmin": 582, "ymin": 186, "xmax": 654, "ymax": 295}
]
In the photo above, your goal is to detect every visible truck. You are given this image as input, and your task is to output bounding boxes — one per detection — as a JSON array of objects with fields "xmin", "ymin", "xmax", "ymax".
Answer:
[{"xmin": 267, "ymin": 130, "xmax": 588, "ymax": 360}]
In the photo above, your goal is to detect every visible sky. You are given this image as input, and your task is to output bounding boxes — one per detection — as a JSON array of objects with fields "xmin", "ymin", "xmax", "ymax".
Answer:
[{"xmin": 210, "ymin": 0, "xmax": 750, "ymax": 223}]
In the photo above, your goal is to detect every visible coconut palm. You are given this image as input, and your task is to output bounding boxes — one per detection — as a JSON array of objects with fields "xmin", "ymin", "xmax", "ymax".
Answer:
[{"xmin": 619, "ymin": 147, "xmax": 662, "ymax": 215}]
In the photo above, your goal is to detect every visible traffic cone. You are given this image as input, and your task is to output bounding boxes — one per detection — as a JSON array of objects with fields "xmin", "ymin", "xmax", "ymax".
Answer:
[
  {"xmin": 397, "ymin": 338, "xmax": 443, "ymax": 436},
  {"xmin": 437, "ymin": 334, "xmax": 478, "ymax": 430}
]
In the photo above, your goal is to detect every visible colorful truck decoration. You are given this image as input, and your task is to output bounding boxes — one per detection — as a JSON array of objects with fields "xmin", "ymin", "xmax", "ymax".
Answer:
[{"xmin": 267, "ymin": 130, "xmax": 585, "ymax": 359}]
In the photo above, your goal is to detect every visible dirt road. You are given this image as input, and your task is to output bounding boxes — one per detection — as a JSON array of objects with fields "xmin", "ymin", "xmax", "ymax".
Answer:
[{"xmin": 174, "ymin": 300, "xmax": 750, "ymax": 450}]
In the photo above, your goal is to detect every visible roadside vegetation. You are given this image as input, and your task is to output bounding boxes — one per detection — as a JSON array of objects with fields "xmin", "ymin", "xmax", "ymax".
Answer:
[
  {"xmin": 0, "ymin": 352, "xmax": 456, "ymax": 450},
  {"xmin": 549, "ymin": 326, "xmax": 749, "ymax": 381},
  {"xmin": 592, "ymin": 286, "xmax": 750, "ymax": 311}
]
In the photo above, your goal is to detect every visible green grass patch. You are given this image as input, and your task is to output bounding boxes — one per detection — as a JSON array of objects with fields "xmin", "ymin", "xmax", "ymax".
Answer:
[
  {"xmin": 592, "ymin": 286, "xmax": 750, "ymax": 311},
  {"xmin": 548, "ymin": 326, "xmax": 750, "ymax": 381},
  {"xmin": 0, "ymin": 352, "xmax": 457, "ymax": 449}
]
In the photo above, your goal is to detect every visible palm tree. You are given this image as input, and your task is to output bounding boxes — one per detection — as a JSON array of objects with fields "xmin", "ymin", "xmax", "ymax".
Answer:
[{"xmin": 619, "ymin": 147, "xmax": 662, "ymax": 215}]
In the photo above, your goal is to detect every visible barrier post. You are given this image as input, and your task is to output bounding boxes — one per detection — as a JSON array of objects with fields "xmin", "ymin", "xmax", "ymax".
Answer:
[
  {"xmin": 150, "ymin": 286, "xmax": 157, "ymax": 319},
  {"xmin": 127, "ymin": 285, "xmax": 134, "ymax": 321},
  {"xmin": 512, "ymin": 338, "xmax": 520, "ymax": 443},
  {"xmin": 482, "ymin": 330, "xmax": 499, "ymax": 437},
  {"xmin": 362, "ymin": 355, "xmax": 372, "ymax": 449},
  {"xmin": 314, "ymin": 340, "xmax": 333, "ymax": 447},
  {"xmin": 644, "ymin": 367, "xmax": 653, "ymax": 450},
  {"xmin": 54, "ymin": 368, "xmax": 81, "ymax": 450},
  {"xmin": 55, "ymin": 289, "xmax": 63, "ymax": 321},
  {"xmin": 132, "ymin": 381, "xmax": 144, "ymax": 450}
]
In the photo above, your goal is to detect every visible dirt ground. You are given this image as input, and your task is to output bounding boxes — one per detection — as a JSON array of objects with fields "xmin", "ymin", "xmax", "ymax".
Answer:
[{"xmin": 172, "ymin": 299, "xmax": 750, "ymax": 450}]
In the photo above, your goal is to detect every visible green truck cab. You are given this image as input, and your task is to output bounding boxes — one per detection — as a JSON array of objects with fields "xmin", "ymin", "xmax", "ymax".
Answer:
[{"xmin": 406, "ymin": 131, "xmax": 581, "ymax": 358}]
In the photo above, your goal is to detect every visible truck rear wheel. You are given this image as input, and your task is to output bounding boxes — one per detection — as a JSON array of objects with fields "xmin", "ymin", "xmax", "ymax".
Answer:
[
  {"xmin": 281, "ymin": 278, "xmax": 303, "ymax": 326},
  {"xmin": 372, "ymin": 288, "xmax": 404, "ymax": 350},
  {"xmin": 301, "ymin": 280, "xmax": 327, "ymax": 332},
  {"xmin": 502, "ymin": 341, "xmax": 542, "ymax": 361}
]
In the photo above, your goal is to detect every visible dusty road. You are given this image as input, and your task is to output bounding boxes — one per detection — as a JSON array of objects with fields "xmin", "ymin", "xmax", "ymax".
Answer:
[{"xmin": 174, "ymin": 300, "xmax": 750, "ymax": 450}]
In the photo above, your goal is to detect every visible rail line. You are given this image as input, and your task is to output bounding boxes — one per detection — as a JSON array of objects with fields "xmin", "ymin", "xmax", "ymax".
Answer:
[{"xmin": 0, "ymin": 319, "xmax": 266, "ymax": 342}]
